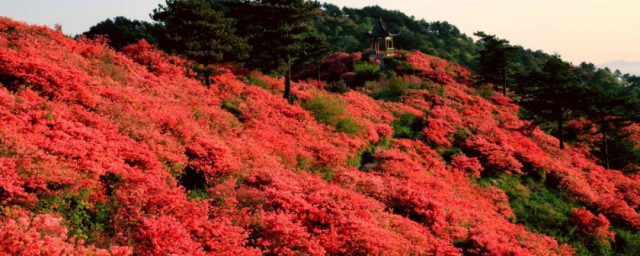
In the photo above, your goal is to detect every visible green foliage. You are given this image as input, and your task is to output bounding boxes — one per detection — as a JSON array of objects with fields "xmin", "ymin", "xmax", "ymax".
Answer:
[
  {"xmin": 316, "ymin": 5, "xmax": 478, "ymax": 67},
  {"xmin": 577, "ymin": 67, "xmax": 640, "ymax": 169},
  {"xmin": 348, "ymin": 137, "xmax": 392, "ymax": 171},
  {"xmin": 319, "ymin": 168, "xmax": 335, "ymax": 182},
  {"xmin": 354, "ymin": 62, "xmax": 381, "ymax": 76},
  {"xmin": 82, "ymin": 16, "xmax": 163, "ymax": 50},
  {"xmin": 478, "ymin": 173, "xmax": 618, "ymax": 255},
  {"xmin": 391, "ymin": 112, "xmax": 424, "ymax": 139},
  {"xmin": 302, "ymin": 94, "xmax": 346, "ymax": 124},
  {"xmin": 295, "ymin": 155, "xmax": 335, "ymax": 181},
  {"xmin": 348, "ymin": 145, "xmax": 377, "ymax": 171},
  {"xmin": 324, "ymin": 80, "xmax": 350, "ymax": 94},
  {"xmin": 613, "ymin": 228, "xmax": 640, "ymax": 255},
  {"xmin": 193, "ymin": 109, "xmax": 203, "ymax": 120},
  {"xmin": 35, "ymin": 192, "xmax": 113, "ymax": 242},
  {"xmin": 335, "ymin": 116, "xmax": 364, "ymax": 135},
  {"xmin": 385, "ymin": 58, "xmax": 419, "ymax": 76},
  {"xmin": 347, "ymin": 153, "xmax": 362, "ymax": 169},
  {"xmin": 243, "ymin": 74, "xmax": 268, "ymax": 89},
  {"xmin": 475, "ymin": 84, "xmax": 495, "ymax": 99},
  {"xmin": 296, "ymin": 155, "xmax": 313, "ymax": 171},
  {"xmin": 302, "ymin": 94, "xmax": 363, "ymax": 135},
  {"xmin": 152, "ymin": 0, "xmax": 250, "ymax": 64},
  {"xmin": 224, "ymin": 0, "xmax": 322, "ymax": 74},
  {"xmin": 353, "ymin": 61, "xmax": 382, "ymax": 87},
  {"xmin": 368, "ymin": 75, "xmax": 410, "ymax": 102},
  {"xmin": 165, "ymin": 162, "xmax": 185, "ymax": 178},
  {"xmin": 439, "ymin": 147, "xmax": 461, "ymax": 164},
  {"xmin": 41, "ymin": 104, "xmax": 55, "ymax": 122},
  {"xmin": 452, "ymin": 127, "xmax": 471, "ymax": 145},
  {"xmin": 474, "ymin": 31, "xmax": 518, "ymax": 95},
  {"xmin": 187, "ymin": 188, "xmax": 211, "ymax": 200},
  {"xmin": 221, "ymin": 99, "xmax": 244, "ymax": 121},
  {"xmin": 222, "ymin": 0, "xmax": 323, "ymax": 103},
  {"xmin": 600, "ymin": 132, "xmax": 640, "ymax": 172}
]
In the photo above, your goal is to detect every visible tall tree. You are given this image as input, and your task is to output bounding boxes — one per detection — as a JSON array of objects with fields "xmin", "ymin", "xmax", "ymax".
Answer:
[
  {"xmin": 152, "ymin": 0, "xmax": 250, "ymax": 85},
  {"xmin": 475, "ymin": 32, "xmax": 517, "ymax": 95},
  {"xmin": 580, "ymin": 68, "xmax": 640, "ymax": 169},
  {"xmin": 519, "ymin": 56, "xmax": 583, "ymax": 149},
  {"xmin": 223, "ymin": 0, "xmax": 322, "ymax": 104}
]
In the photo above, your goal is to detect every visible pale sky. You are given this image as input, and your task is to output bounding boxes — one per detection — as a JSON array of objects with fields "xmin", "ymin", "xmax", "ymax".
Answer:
[{"xmin": 1, "ymin": 0, "xmax": 639, "ymax": 68}]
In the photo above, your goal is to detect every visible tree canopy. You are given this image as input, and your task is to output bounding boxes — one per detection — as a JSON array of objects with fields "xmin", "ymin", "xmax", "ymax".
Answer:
[
  {"xmin": 152, "ymin": 0, "xmax": 250, "ymax": 64},
  {"xmin": 475, "ymin": 32, "xmax": 518, "ymax": 95},
  {"xmin": 222, "ymin": 0, "xmax": 322, "ymax": 103},
  {"xmin": 82, "ymin": 16, "xmax": 163, "ymax": 50}
]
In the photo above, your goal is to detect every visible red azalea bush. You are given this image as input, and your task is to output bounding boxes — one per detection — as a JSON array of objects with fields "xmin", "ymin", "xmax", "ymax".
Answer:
[{"xmin": 571, "ymin": 207, "xmax": 615, "ymax": 244}]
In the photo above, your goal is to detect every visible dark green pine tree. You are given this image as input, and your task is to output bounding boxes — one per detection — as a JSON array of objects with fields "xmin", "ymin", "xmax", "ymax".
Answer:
[
  {"xmin": 224, "ymin": 0, "xmax": 322, "ymax": 104},
  {"xmin": 475, "ymin": 31, "xmax": 517, "ymax": 96},
  {"xmin": 519, "ymin": 55, "xmax": 583, "ymax": 149},
  {"xmin": 298, "ymin": 31, "xmax": 330, "ymax": 81},
  {"xmin": 581, "ymin": 68, "xmax": 640, "ymax": 169},
  {"xmin": 152, "ymin": 0, "xmax": 250, "ymax": 86}
]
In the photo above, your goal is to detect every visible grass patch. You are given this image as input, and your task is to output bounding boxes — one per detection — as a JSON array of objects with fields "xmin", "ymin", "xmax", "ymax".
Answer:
[
  {"xmin": 221, "ymin": 99, "xmax": 244, "ymax": 121},
  {"xmin": 35, "ymin": 191, "xmax": 113, "ymax": 242},
  {"xmin": 439, "ymin": 147, "xmax": 462, "ymax": 164},
  {"xmin": 243, "ymin": 74, "xmax": 268, "ymax": 89},
  {"xmin": 367, "ymin": 75, "xmax": 410, "ymax": 102},
  {"xmin": 391, "ymin": 112, "xmax": 424, "ymax": 139},
  {"xmin": 474, "ymin": 84, "xmax": 495, "ymax": 99},
  {"xmin": 477, "ymin": 173, "xmax": 618, "ymax": 255},
  {"xmin": 335, "ymin": 116, "xmax": 364, "ymax": 135},
  {"xmin": 324, "ymin": 80, "xmax": 350, "ymax": 94},
  {"xmin": 302, "ymin": 93, "xmax": 363, "ymax": 135}
]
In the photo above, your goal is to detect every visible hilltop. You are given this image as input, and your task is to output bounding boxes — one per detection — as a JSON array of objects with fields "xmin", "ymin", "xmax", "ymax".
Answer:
[{"xmin": 1, "ymin": 17, "xmax": 640, "ymax": 255}]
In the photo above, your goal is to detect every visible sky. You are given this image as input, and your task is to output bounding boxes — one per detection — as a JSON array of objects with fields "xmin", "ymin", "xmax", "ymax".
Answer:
[{"xmin": 1, "ymin": 0, "xmax": 639, "ymax": 70}]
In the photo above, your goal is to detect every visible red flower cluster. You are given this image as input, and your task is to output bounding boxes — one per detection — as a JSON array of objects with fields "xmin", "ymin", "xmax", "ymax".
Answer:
[
  {"xmin": 571, "ymin": 207, "xmax": 615, "ymax": 243},
  {"xmin": 406, "ymin": 51, "xmax": 472, "ymax": 85}
]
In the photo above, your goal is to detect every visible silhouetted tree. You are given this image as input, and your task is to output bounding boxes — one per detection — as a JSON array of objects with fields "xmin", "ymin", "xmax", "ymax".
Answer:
[
  {"xmin": 475, "ymin": 32, "xmax": 517, "ymax": 95},
  {"xmin": 580, "ymin": 68, "xmax": 640, "ymax": 169},
  {"xmin": 519, "ymin": 56, "xmax": 583, "ymax": 149},
  {"xmin": 224, "ymin": 0, "xmax": 322, "ymax": 104}
]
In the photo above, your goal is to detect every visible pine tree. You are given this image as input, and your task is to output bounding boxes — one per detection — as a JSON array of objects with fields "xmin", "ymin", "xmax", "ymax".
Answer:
[
  {"xmin": 152, "ymin": 0, "xmax": 250, "ymax": 85},
  {"xmin": 224, "ymin": 0, "xmax": 322, "ymax": 104},
  {"xmin": 475, "ymin": 32, "xmax": 517, "ymax": 96},
  {"xmin": 581, "ymin": 68, "xmax": 640, "ymax": 169},
  {"xmin": 519, "ymin": 56, "xmax": 583, "ymax": 149}
]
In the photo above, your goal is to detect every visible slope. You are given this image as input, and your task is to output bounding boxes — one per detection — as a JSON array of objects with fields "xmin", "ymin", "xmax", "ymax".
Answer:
[{"xmin": 1, "ymin": 18, "xmax": 639, "ymax": 255}]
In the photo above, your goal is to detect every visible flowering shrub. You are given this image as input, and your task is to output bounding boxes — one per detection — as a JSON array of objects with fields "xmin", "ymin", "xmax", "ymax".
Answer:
[
  {"xmin": 451, "ymin": 155, "xmax": 484, "ymax": 178},
  {"xmin": 406, "ymin": 51, "xmax": 472, "ymax": 85},
  {"xmin": 295, "ymin": 52, "xmax": 362, "ymax": 82},
  {"xmin": 571, "ymin": 207, "xmax": 615, "ymax": 245}
]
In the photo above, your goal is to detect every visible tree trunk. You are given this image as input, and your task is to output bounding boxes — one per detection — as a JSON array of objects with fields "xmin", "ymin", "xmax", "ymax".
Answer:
[
  {"xmin": 317, "ymin": 59, "xmax": 321, "ymax": 81},
  {"xmin": 283, "ymin": 57, "xmax": 293, "ymax": 105},
  {"xmin": 603, "ymin": 124, "xmax": 610, "ymax": 169},
  {"xmin": 558, "ymin": 113, "xmax": 564, "ymax": 149},
  {"xmin": 502, "ymin": 66, "xmax": 507, "ymax": 96},
  {"xmin": 204, "ymin": 68, "xmax": 211, "ymax": 87}
]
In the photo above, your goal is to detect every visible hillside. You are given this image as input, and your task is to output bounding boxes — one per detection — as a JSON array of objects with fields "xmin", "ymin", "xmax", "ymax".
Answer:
[{"xmin": 2, "ymin": 18, "xmax": 640, "ymax": 255}]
